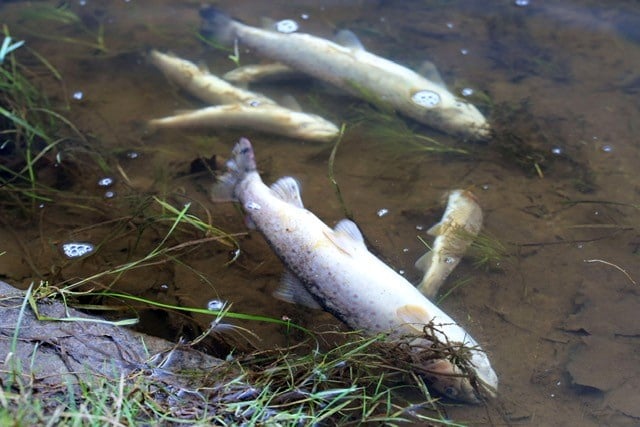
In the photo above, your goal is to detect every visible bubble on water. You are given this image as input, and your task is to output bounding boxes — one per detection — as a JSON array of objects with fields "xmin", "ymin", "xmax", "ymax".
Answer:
[
  {"xmin": 126, "ymin": 151, "xmax": 139, "ymax": 159},
  {"xmin": 78, "ymin": 0, "xmax": 87, "ymax": 5},
  {"xmin": 515, "ymin": 0, "xmax": 530, "ymax": 6},
  {"xmin": 416, "ymin": 224, "xmax": 424, "ymax": 231},
  {"xmin": 248, "ymin": 100, "xmax": 261, "ymax": 107},
  {"xmin": 207, "ymin": 299, "xmax": 225, "ymax": 311},
  {"xmin": 402, "ymin": 248, "xmax": 409, "ymax": 253},
  {"xmin": 482, "ymin": 184, "xmax": 490, "ymax": 190},
  {"xmin": 377, "ymin": 208, "xmax": 389, "ymax": 217},
  {"xmin": 275, "ymin": 19, "xmax": 299, "ymax": 33},
  {"xmin": 97, "ymin": 177, "xmax": 114, "ymax": 187},
  {"xmin": 72, "ymin": 91, "xmax": 84, "ymax": 100},
  {"xmin": 246, "ymin": 201, "xmax": 261, "ymax": 211},
  {"xmin": 460, "ymin": 48, "xmax": 469, "ymax": 55},
  {"xmin": 601, "ymin": 145, "xmax": 613, "ymax": 153},
  {"xmin": 399, "ymin": 270, "xmax": 405, "ymax": 275},
  {"xmin": 61, "ymin": 242, "xmax": 95, "ymax": 259},
  {"xmin": 160, "ymin": 283, "xmax": 169, "ymax": 290},
  {"xmin": 300, "ymin": 13, "xmax": 309, "ymax": 20},
  {"xmin": 104, "ymin": 190, "xmax": 116, "ymax": 199},
  {"xmin": 551, "ymin": 147, "xmax": 562, "ymax": 155},
  {"xmin": 411, "ymin": 90, "xmax": 440, "ymax": 108},
  {"xmin": 444, "ymin": 256, "xmax": 456, "ymax": 264},
  {"xmin": 461, "ymin": 87, "xmax": 474, "ymax": 97},
  {"xmin": 577, "ymin": 243, "xmax": 584, "ymax": 249},
  {"xmin": 446, "ymin": 22, "xmax": 454, "ymax": 29}
]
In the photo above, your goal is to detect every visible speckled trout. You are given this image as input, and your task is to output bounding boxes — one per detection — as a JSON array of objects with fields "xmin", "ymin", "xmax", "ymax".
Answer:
[
  {"xmin": 200, "ymin": 7, "xmax": 490, "ymax": 140},
  {"xmin": 416, "ymin": 190, "xmax": 483, "ymax": 298},
  {"xmin": 213, "ymin": 138, "xmax": 498, "ymax": 402}
]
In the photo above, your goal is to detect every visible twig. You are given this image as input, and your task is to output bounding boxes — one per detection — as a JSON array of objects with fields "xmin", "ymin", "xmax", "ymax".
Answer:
[{"xmin": 583, "ymin": 258, "xmax": 637, "ymax": 286}]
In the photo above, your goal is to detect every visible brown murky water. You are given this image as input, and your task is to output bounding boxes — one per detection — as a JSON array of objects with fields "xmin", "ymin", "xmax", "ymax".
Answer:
[{"xmin": 2, "ymin": 0, "xmax": 640, "ymax": 425}]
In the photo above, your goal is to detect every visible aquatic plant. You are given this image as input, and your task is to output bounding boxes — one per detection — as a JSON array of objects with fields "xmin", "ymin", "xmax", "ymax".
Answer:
[
  {"xmin": 348, "ymin": 102, "xmax": 470, "ymax": 155},
  {"xmin": 18, "ymin": 3, "xmax": 107, "ymax": 53}
]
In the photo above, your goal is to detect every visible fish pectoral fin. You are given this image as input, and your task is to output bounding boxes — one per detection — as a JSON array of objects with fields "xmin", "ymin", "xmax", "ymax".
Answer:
[
  {"xmin": 397, "ymin": 304, "xmax": 433, "ymax": 332},
  {"xmin": 426, "ymin": 222, "xmax": 443, "ymax": 236},
  {"xmin": 270, "ymin": 177, "xmax": 304, "ymax": 208},
  {"xmin": 414, "ymin": 250, "xmax": 434, "ymax": 273},
  {"xmin": 273, "ymin": 270, "xmax": 322, "ymax": 309},
  {"xmin": 324, "ymin": 219, "xmax": 367, "ymax": 256},
  {"xmin": 334, "ymin": 29, "xmax": 365, "ymax": 51},
  {"xmin": 417, "ymin": 61, "xmax": 446, "ymax": 88},
  {"xmin": 279, "ymin": 94, "xmax": 303, "ymax": 112}
]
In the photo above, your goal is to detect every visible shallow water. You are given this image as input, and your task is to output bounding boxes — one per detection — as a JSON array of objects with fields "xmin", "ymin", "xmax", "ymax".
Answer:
[{"xmin": 1, "ymin": 0, "xmax": 640, "ymax": 424}]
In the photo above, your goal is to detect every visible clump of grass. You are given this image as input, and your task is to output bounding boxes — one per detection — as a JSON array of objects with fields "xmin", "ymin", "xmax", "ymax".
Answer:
[{"xmin": 0, "ymin": 26, "xmax": 91, "ymax": 215}]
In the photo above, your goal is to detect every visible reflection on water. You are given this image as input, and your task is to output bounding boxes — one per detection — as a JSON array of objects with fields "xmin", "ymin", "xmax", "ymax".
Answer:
[{"xmin": 1, "ymin": 0, "xmax": 640, "ymax": 424}]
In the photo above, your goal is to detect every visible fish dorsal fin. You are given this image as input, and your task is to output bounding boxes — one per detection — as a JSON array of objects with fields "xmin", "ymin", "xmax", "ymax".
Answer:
[
  {"xmin": 426, "ymin": 222, "xmax": 443, "ymax": 236},
  {"xmin": 414, "ymin": 251, "xmax": 434, "ymax": 273},
  {"xmin": 397, "ymin": 304, "xmax": 433, "ymax": 332},
  {"xmin": 196, "ymin": 60, "xmax": 210, "ymax": 73},
  {"xmin": 280, "ymin": 94, "xmax": 302, "ymax": 112},
  {"xmin": 260, "ymin": 17, "xmax": 278, "ymax": 30},
  {"xmin": 273, "ymin": 269, "xmax": 322, "ymax": 309},
  {"xmin": 270, "ymin": 177, "xmax": 304, "ymax": 208},
  {"xmin": 324, "ymin": 219, "xmax": 366, "ymax": 256},
  {"xmin": 334, "ymin": 29, "xmax": 365, "ymax": 50},
  {"xmin": 417, "ymin": 61, "xmax": 446, "ymax": 87}
]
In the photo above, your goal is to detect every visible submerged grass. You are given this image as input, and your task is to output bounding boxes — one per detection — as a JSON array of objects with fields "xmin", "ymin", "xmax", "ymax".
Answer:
[{"xmin": 348, "ymin": 102, "xmax": 470, "ymax": 156}]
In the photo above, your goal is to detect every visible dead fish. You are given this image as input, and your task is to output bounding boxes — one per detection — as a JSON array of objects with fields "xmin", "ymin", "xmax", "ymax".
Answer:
[
  {"xmin": 148, "ymin": 104, "xmax": 339, "ymax": 142},
  {"xmin": 200, "ymin": 7, "xmax": 490, "ymax": 140},
  {"xmin": 415, "ymin": 190, "xmax": 483, "ymax": 298},
  {"xmin": 213, "ymin": 138, "xmax": 498, "ymax": 402},
  {"xmin": 149, "ymin": 50, "xmax": 277, "ymax": 106},
  {"xmin": 223, "ymin": 63, "xmax": 307, "ymax": 84}
]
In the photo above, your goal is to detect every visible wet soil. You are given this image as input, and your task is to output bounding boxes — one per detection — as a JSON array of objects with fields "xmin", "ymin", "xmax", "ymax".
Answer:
[{"xmin": 1, "ymin": 0, "xmax": 640, "ymax": 425}]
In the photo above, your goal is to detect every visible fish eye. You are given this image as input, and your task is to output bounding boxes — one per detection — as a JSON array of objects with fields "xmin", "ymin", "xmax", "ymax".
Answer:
[{"xmin": 445, "ymin": 386, "xmax": 458, "ymax": 397}]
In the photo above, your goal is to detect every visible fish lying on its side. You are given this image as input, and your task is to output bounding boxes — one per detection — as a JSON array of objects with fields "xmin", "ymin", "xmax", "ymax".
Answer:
[
  {"xmin": 213, "ymin": 138, "xmax": 498, "ymax": 402},
  {"xmin": 415, "ymin": 190, "xmax": 483, "ymax": 298},
  {"xmin": 149, "ymin": 50, "xmax": 277, "ymax": 106},
  {"xmin": 148, "ymin": 104, "xmax": 339, "ymax": 142},
  {"xmin": 200, "ymin": 7, "xmax": 490, "ymax": 140},
  {"xmin": 148, "ymin": 50, "xmax": 339, "ymax": 142}
]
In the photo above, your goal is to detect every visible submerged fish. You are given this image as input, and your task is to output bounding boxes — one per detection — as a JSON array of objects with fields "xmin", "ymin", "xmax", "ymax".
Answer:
[
  {"xmin": 148, "ymin": 50, "xmax": 339, "ymax": 142},
  {"xmin": 214, "ymin": 138, "xmax": 498, "ymax": 402},
  {"xmin": 149, "ymin": 50, "xmax": 276, "ymax": 106},
  {"xmin": 415, "ymin": 190, "xmax": 483, "ymax": 298},
  {"xmin": 200, "ymin": 7, "xmax": 490, "ymax": 140},
  {"xmin": 148, "ymin": 104, "xmax": 339, "ymax": 142}
]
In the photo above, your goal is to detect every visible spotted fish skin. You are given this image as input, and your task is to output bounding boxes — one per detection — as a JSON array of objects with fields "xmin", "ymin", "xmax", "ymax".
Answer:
[
  {"xmin": 213, "ymin": 138, "xmax": 498, "ymax": 403},
  {"xmin": 200, "ymin": 8, "xmax": 490, "ymax": 140}
]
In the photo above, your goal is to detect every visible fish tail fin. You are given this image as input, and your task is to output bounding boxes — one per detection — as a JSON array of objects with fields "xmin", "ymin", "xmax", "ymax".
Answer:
[
  {"xmin": 199, "ymin": 6, "xmax": 237, "ymax": 43},
  {"xmin": 211, "ymin": 137, "xmax": 257, "ymax": 201}
]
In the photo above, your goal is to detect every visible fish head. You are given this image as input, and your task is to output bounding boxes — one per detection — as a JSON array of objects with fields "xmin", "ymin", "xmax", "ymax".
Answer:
[
  {"xmin": 420, "ymin": 356, "xmax": 497, "ymax": 404},
  {"xmin": 409, "ymin": 89, "xmax": 491, "ymax": 141},
  {"xmin": 421, "ymin": 359, "xmax": 481, "ymax": 403},
  {"xmin": 291, "ymin": 114, "xmax": 340, "ymax": 142}
]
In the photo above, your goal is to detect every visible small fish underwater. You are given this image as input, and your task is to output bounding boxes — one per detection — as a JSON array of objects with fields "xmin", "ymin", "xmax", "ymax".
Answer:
[
  {"xmin": 212, "ymin": 137, "xmax": 498, "ymax": 402},
  {"xmin": 416, "ymin": 189, "xmax": 483, "ymax": 298}
]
